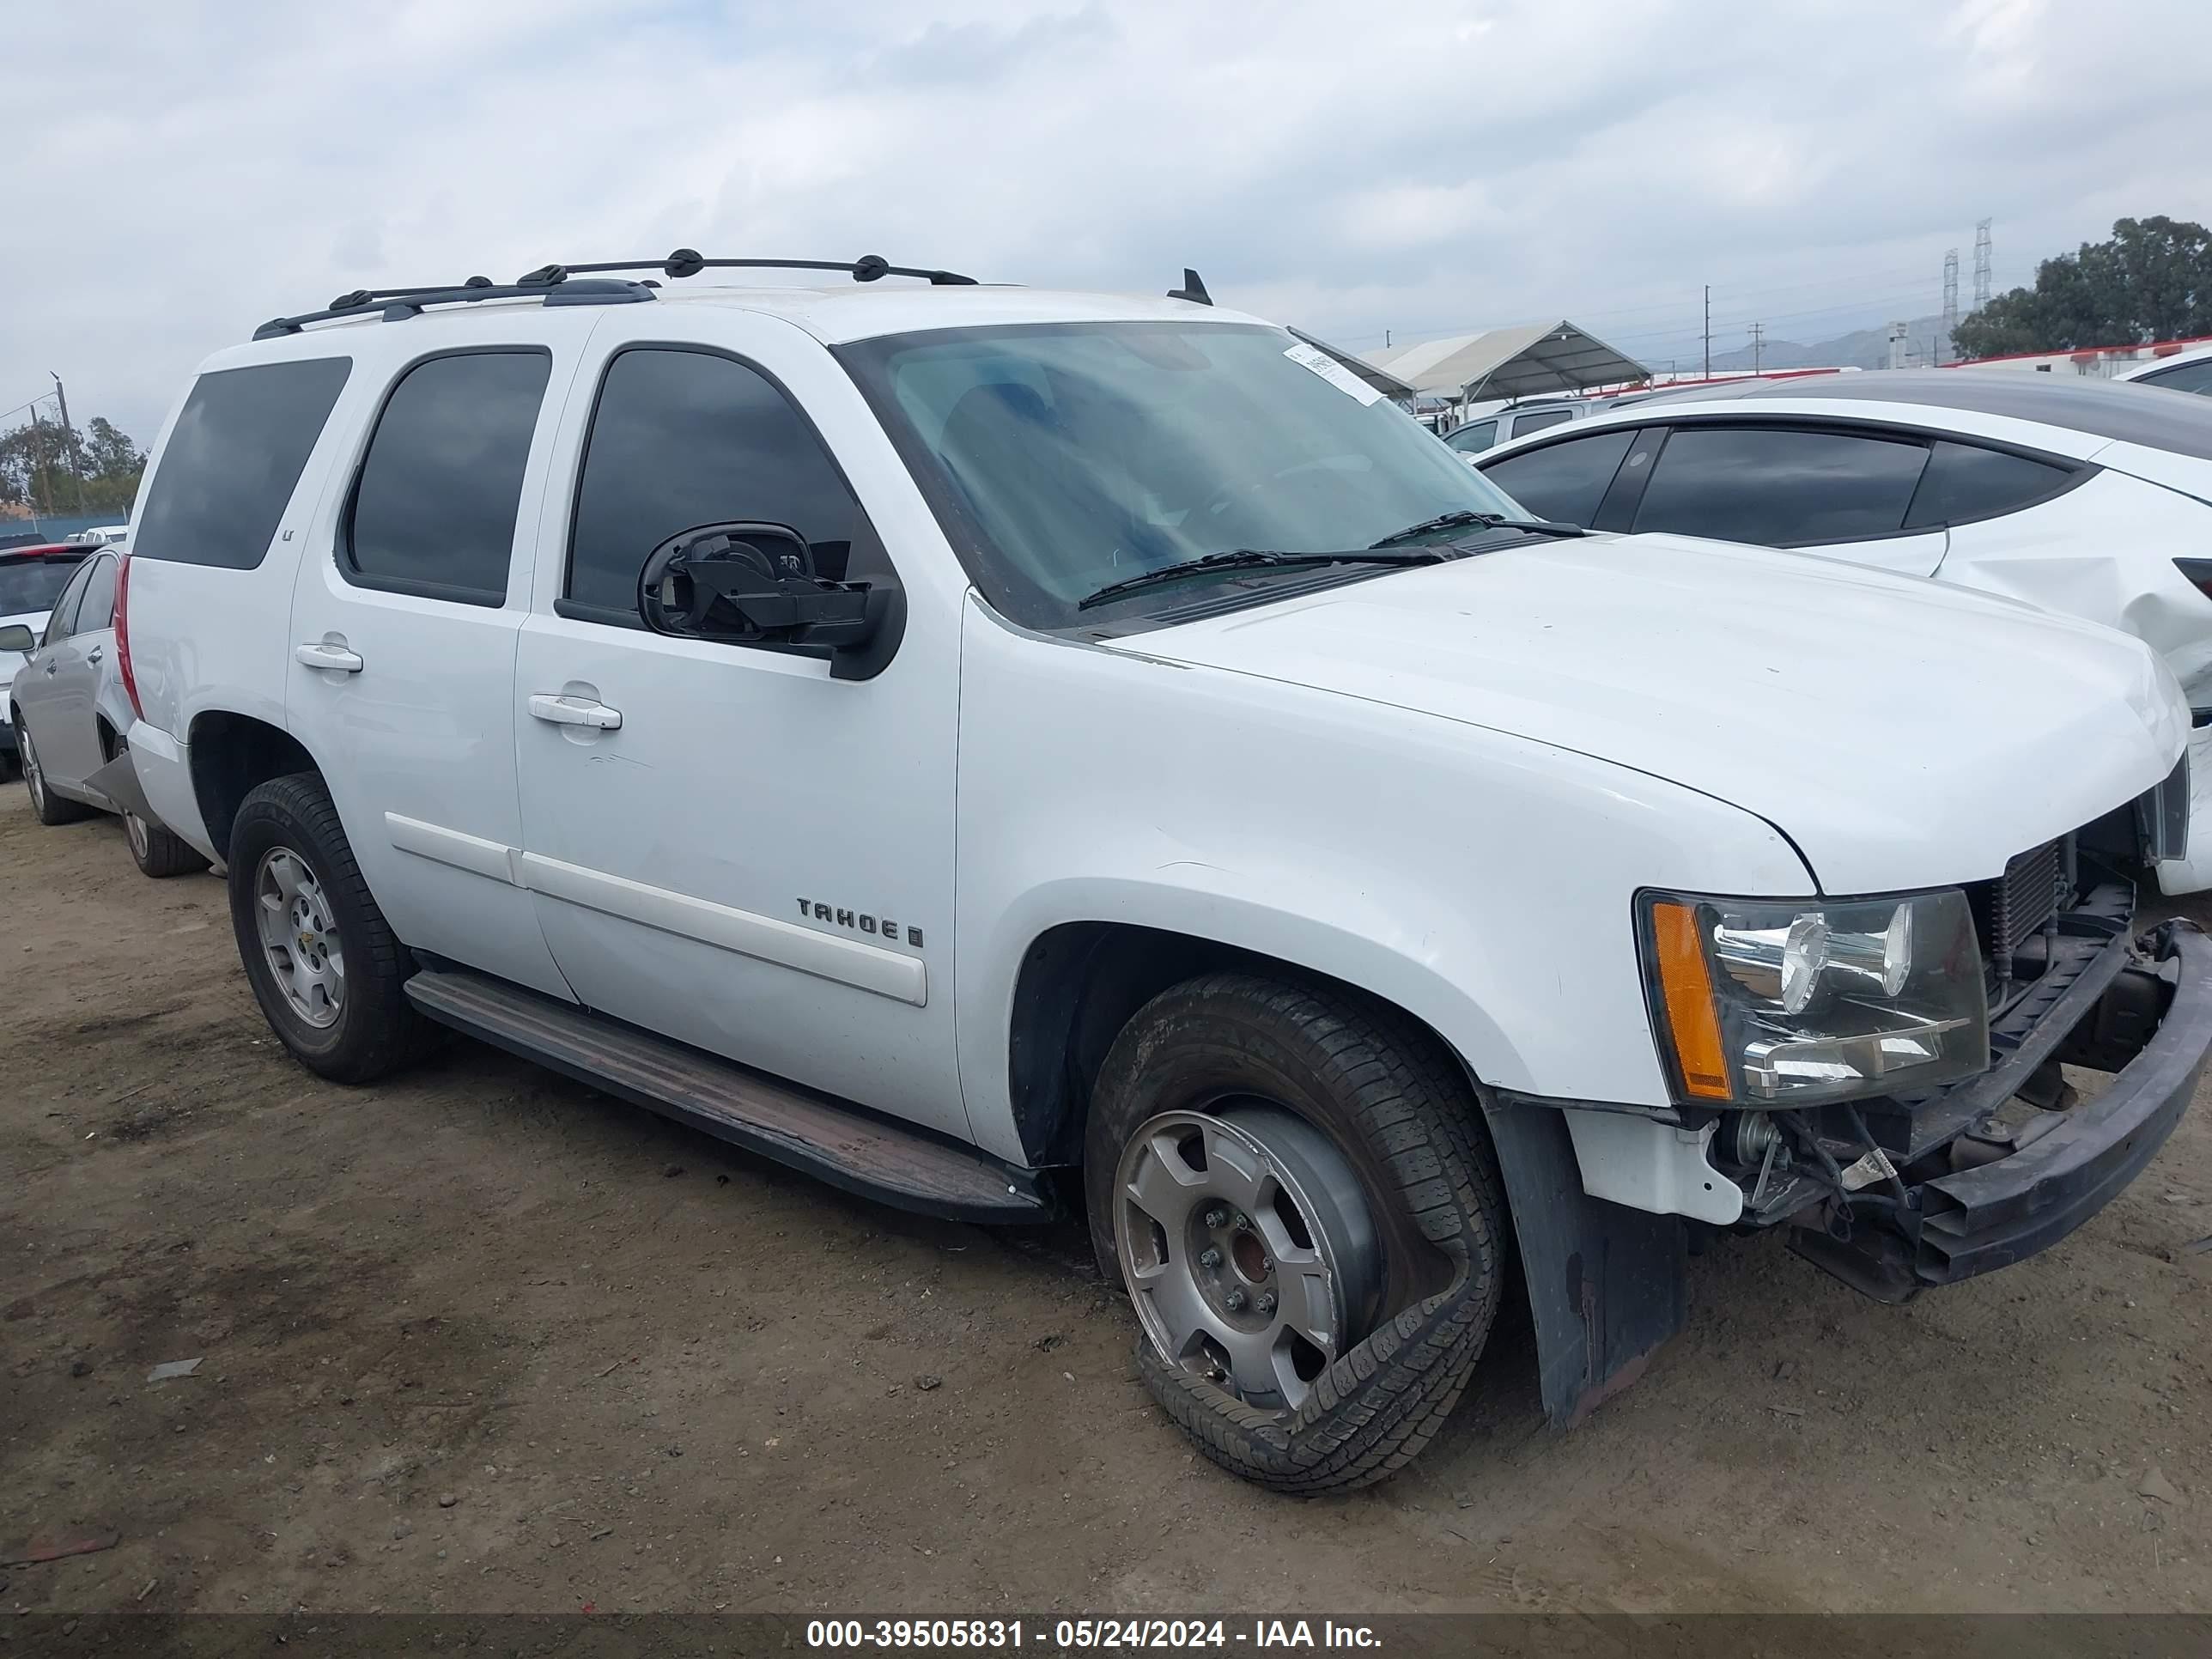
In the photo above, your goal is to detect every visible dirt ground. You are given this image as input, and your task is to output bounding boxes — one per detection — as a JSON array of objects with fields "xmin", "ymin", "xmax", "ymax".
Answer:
[{"xmin": 3, "ymin": 780, "xmax": 2210, "ymax": 1620}]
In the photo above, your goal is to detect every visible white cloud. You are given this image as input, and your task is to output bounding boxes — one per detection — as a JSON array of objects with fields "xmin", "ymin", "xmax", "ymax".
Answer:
[{"xmin": 5, "ymin": 0, "xmax": 2210, "ymax": 446}]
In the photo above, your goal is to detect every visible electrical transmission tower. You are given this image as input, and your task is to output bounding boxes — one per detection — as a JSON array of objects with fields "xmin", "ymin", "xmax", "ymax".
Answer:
[
  {"xmin": 1942, "ymin": 248, "xmax": 1960, "ymax": 363},
  {"xmin": 1747, "ymin": 321, "xmax": 1765, "ymax": 374},
  {"xmin": 1972, "ymin": 219, "xmax": 1992, "ymax": 309}
]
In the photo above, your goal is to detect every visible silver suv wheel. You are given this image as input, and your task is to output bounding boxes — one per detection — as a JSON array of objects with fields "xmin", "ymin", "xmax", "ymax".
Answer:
[
  {"xmin": 1114, "ymin": 1104, "xmax": 1381, "ymax": 1412},
  {"xmin": 252, "ymin": 847, "xmax": 346, "ymax": 1028}
]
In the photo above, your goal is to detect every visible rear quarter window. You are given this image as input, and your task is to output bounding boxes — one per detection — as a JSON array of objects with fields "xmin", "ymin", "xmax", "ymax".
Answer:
[
  {"xmin": 131, "ymin": 357, "xmax": 353, "ymax": 569},
  {"xmin": 1903, "ymin": 441, "xmax": 2076, "ymax": 529}
]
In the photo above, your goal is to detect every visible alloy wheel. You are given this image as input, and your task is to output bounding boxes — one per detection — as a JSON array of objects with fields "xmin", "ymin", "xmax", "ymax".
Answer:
[
  {"xmin": 1115, "ymin": 1105, "xmax": 1382, "ymax": 1412},
  {"xmin": 253, "ymin": 846, "xmax": 346, "ymax": 1029}
]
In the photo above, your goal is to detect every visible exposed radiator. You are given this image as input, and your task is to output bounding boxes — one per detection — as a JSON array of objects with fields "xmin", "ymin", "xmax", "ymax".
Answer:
[{"xmin": 1966, "ymin": 838, "xmax": 2066, "ymax": 981}]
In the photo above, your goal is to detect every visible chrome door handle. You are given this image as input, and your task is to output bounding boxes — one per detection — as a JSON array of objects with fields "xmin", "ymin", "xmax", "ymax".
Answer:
[
  {"xmin": 295, "ymin": 641, "xmax": 364, "ymax": 673},
  {"xmin": 528, "ymin": 692, "xmax": 623, "ymax": 731},
  {"xmin": 87, "ymin": 647, "xmax": 104, "ymax": 665}
]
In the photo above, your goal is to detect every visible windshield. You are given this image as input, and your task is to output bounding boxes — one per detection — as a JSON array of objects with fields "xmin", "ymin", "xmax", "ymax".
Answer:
[
  {"xmin": 0, "ymin": 556, "xmax": 84, "ymax": 618},
  {"xmin": 838, "ymin": 320, "xmax": 1525, "ymax": 629}
]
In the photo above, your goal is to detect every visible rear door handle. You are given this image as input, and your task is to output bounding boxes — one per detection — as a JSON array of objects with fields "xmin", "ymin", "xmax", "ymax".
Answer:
[
  {"xmin": 87, "ymin": 646, "xmax": 104, "ymax": 665},
  {"xmin": 528, "ymin": 692, "xmax": 623, "ymax": 731},
  {"xmin": 44, "ymin": 660, "xmax": 58, "ymax": 676},
  {"xmin": 295, "ymin": 641, "xmax": 364, "ymax": 673}
]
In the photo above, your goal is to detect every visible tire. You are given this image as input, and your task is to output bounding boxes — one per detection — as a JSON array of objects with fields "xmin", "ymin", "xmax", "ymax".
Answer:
[
  {"xmin": 1085, "ymin": 972, "xmax": 1508, "ymax": 1494},
  {"xmin": 226, "ymin": 770, "xmax": 434, "ymax": 1083},
  {"xmin": 16, "ymin": 719, "xmax": 94, "ymax": 826},
  {"xmin": 125, "ymin": 807, "xmax": 209, "ymax": 878},
  {"xmin": 116, "ymin": 738, "xmax": 209, "ymax": 878}
]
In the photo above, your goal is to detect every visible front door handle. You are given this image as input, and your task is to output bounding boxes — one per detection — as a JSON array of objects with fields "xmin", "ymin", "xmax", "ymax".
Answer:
[
  {"xmin": 44, "ymin": 660, "xmax": 58, "ymax": 676},
  {"xmin": 528, "ymin": 692, "xmax": 623, "ymax": 731},
  {"xmin": 295, "ymin": 641, "xmax": 365, "ymax": 673},
  {"xmin": 87, "ymin": 646, "xmax": 104, "ymax": 665}
]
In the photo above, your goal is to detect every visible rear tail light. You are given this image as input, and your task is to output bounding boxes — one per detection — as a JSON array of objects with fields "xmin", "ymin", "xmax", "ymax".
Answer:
[{"xmin": 114, "ymin": 554, "xmax": 142, "ymax": 720}]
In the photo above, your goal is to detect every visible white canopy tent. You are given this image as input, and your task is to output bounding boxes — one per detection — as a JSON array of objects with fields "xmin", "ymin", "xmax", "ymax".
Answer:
[{"xmin": 1369, "ymin": 320, "xmax": 1650, "ymax": 403}]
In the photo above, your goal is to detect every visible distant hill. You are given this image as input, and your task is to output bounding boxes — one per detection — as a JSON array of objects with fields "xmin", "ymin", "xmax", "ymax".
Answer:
[{"xmin": 1703, "ymin": 313, "xmax": 1954, "ymax": 373}]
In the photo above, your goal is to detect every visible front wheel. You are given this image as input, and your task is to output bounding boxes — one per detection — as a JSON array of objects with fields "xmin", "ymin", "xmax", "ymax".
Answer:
[
  {"xmin": 1085, "ymin": 973, "xmax": 1508, "ymax": 1492},
  {"xmin": 227, "ymin": 772, "xmax": 434, "ymax": 1083}
]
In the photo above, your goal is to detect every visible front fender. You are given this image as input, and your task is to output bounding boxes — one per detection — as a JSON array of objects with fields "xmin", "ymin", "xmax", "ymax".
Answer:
[{"xmin": 952, "ymin": 599, "xmax": 1813, "ymax": 1166}]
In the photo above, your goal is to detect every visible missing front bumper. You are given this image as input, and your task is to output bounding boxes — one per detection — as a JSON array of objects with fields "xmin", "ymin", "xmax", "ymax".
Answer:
[{"xmin": 1793, "ymin": 920, "xmax": 2212, "ymax": 1296}]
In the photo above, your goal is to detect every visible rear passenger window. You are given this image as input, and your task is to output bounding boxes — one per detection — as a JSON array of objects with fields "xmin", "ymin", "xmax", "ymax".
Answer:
[
  {"xmin": 40, "ymin": 562, "xmax": 95, "ymax": 647},
  {"xmin": 131, "ymin": 358, "xmax": 352, "ymax": 569},
  {"xmin": 74, "ymin": 555, "xmax": 118, "ymax": 633},
  {"xmin": 1481, "ymin": 429, "xmax": 1638, "ymax": 526},
  {"xmin": 566, "ymin": 348, "xmax": 883, "ymax": 627},
  {"xmin": 1633, "ymin": 426, "xmax": 1930, "ymax": 546},
  {"xmin": 1443, "ymin": 422, "xmax": 1498, "ymax": 454},
  {"xmin": 1904, "ymin": 441, "xmax": 2075, "ymax": 529},
  {"xmin": 346, "ymin": 350, "xmax": 552, "ymax": 605}
]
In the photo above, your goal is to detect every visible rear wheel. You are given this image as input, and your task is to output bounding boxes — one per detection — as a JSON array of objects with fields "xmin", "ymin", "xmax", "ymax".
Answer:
[
  {"xmin": 1085, "ymin": 973, "xmax": 1507, "ymax": 1492},
  {"xmin": 18, "ymin": 721, "xmax": 93, "ymax": 826},
  {"xmin": 227, "ymin": 771, "xmax": 434, "ymax": 1083}
]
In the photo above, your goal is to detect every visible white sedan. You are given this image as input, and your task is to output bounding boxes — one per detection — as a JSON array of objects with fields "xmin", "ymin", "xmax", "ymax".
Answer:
[{"xmin": 1469, "ymin": 369, "xmax": 2212, "ymax": 889}]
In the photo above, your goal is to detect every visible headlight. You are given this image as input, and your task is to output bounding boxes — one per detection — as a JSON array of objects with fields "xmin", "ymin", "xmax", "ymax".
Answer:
[{"xmin": 1638, "ymin": 889, "xmax": 1989, "ymax": 1106}]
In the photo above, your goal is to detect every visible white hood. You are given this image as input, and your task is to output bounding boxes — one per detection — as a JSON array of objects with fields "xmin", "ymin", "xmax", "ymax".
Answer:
[{"xmin": 1120, "ymin": 532, "xmax": 2189, "ymax": 894}]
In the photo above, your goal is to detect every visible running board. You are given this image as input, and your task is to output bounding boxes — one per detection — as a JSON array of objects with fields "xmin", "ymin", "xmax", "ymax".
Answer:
[{"xmin": 404, "ymin": 968, "xmax": 1054, "ymax": 1224}]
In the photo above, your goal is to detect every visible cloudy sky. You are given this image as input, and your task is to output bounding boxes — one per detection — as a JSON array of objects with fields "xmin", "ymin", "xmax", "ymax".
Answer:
[{"xmin": 9, "ymin": 0, "xmax": 2211, "ymax": 447}]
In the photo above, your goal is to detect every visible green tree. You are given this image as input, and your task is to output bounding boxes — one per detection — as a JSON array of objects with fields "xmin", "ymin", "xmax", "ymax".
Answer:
[
  {"xmin": 1954, "ymin": 216, "xmax": 2212, "ymax": 358},
  {"xmin": 0, "ymin": 412, "xmax": 145, "ymax": 515}
]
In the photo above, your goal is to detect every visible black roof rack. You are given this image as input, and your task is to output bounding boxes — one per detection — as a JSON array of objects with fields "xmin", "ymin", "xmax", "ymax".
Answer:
[
  {"xmin": 255, "ymin": 278, "xmax": 654, "ymax": 341},
  {"xmin": 252, "ymin": 250, "xmax": 980, "ymax": 341},
  {"xmin": 514, "ymin": 250, "xmax": 977, "ymax": 287}
]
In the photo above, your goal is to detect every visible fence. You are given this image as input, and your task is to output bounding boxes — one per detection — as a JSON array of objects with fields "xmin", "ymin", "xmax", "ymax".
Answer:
[{"xmin": 0, "ymin": 510, "xmax": 126, "ymax": 544}]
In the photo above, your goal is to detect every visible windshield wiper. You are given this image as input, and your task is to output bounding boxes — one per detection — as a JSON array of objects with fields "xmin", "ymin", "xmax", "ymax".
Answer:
[
  {"xmin": 1075, "ymin": 548, "xmax": 1447, "ymax": 611},
  {"xmin": 1370, "ymin": 510, "xmax": 1587, "ymax": 547}
]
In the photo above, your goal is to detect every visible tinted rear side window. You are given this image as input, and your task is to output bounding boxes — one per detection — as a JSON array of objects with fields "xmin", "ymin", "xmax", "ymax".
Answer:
[
  {"xmin": 346, "ymin": 350, "xmax": 552, "ymax": 605},
  {"xmin": 2140, "ymin": 359, "xmax": 2212, "ymax": 396},
  {"xmin": 1633, "ymin": 425, "xmax": 1929, "ymax": 546},
  {"xmin": 1482, "ymin": 429, "xmax": 1638, "ymax": 526},
  {"xmin": 74, "ymin": 554, "xmax": 118, "ymax": 632},
  {"xmin": 131, "ymin": 358, "xmax": 352, "ymax": 568},
  {"xmin": 566, "ymin": 348, "xmax": 878, "ymax": 625},
  {"xmin": 1904, "ymin": 441, "xmax": 2073, "ymax": 529},
  {"xmin": 1444, "ymin": 422, "xmax": 1498, "ymax": 453}
]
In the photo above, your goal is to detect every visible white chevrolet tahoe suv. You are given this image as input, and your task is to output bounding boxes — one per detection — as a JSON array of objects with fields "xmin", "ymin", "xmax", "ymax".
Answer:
[{"xmin": 118, "ymin": 254, "xmax": 2212, "ymax": 1492}]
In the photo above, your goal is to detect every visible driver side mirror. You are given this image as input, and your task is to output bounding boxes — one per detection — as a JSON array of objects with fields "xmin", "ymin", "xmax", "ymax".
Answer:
[
  {"xmin": 638, "ymin": 522, "xmax": 888, "ymax": 659},
  {"xmin": 0, "ymin": 623, "xmax": 35, "ymax": 653}
]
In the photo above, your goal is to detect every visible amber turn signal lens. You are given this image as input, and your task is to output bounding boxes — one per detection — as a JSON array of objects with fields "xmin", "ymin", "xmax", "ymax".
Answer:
[{"xmin": 1651, "ymin": 901, "xmax": 1731, "ymax": 1100}]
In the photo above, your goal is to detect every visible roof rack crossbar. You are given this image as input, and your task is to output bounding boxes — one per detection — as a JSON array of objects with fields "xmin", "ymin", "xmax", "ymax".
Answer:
[
  {"xmin": 254, "ymin": 278, "xmax": 656, "ymax": 340},
  {"xmin": 516, "ymin": 250, "xmax": 978, "ymax": 288}
]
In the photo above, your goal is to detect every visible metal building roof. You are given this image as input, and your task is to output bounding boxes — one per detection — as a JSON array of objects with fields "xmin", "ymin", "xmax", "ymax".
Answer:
[{"xmin": 1370, "ymin": 320, "xmax": 1650, "ymax": 399}]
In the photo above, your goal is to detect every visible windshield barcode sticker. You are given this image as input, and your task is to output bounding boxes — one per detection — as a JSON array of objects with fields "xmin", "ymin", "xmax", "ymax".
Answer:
[{"xmin": 1285, "ymin": 341, "xmax": 1385, "ymax": 405}]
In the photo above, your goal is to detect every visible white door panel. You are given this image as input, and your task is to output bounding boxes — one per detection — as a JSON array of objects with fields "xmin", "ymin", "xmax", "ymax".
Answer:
[
  {"xmin": 513, "ymin": 617, "xmax": 965, "ymax": 1138},
  {"xmin": 284, "ymin": 311, "xmax": 603, "ymax": 1000},
  {"xmin": 513, "ymin": 313, "xmax": 966, "ymax": 1139}
]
